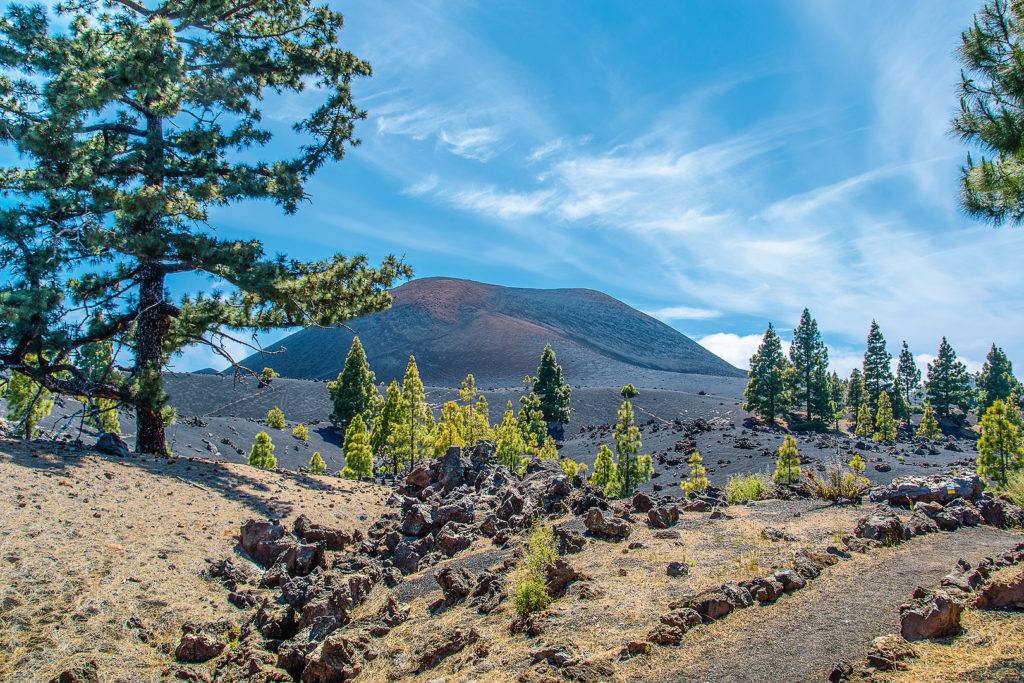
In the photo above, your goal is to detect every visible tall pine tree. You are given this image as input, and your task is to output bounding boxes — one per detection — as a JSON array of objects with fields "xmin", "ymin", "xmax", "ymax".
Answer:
[
  {"xmin": 977, "ymin": 400, "xmax": 1023, "ymax": 486},
  {"xmin": 532, "ymin": 344, "xmax": 571, "ymax": 424},
  {"xmin": 328, "ymin": 337, "xmax": 378, "ymax": 434},
  {"xmin": 372, "ymin": 381, "xmax": 403, "ymax": 477},
  {"xmin": 896, "ymin": 341, "xmax": 922, "ymax": 426},
  {"xmin": 926, "ymin": 338, "xmax": 974, "ymax": 418},
  {"xmin": 862, "ymin": 321, "xmax": 894, "ymax": 414},
  {"xmin": 341, "ymin": 414, "xmax": 373, "ymax": 480},
  {"xmin": 613, "ymin": 399, "xmax": 651, "ymax": 497},
  {"xmin": 0, "ymin": 1, "xmax": 410, "ymax": 454},
  {"xmin": 976, "ymin": 344, "xmax": 1022, "ymax": 416},
  {"xmin": 789, "ymin": 308, "xmax": 829, "ymax": 422},
  {"xmin": 743, "ymin": 324, "xmax": 791, "ymax": 424},
  {"xmin": 846, "ymin": 368, "xmax": 865, "ymax": 424},
  {"xmin": 395, "ymin": 356, "xmax": 433, "ymax": 468}
]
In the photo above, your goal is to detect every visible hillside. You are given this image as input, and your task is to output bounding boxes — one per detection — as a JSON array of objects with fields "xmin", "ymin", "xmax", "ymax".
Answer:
[{"xmin": 236, "ymin": 277, "xmax": 744, "ymax": 387}]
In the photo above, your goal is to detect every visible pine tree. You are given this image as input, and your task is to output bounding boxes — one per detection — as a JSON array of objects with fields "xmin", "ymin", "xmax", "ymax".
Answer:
[
  {"xmin": 849, "ymin": 453, "xmax": 866, "ymax": 475},
  {"xmin": 977, "ymin": 400, "xmax": 1023, "ymax": 486},
  {"xmin": 681, "ymin": 451, "xmax": 709, "ymax": 495},
  {"xmin": 773, "ymin": 435, "xmax": 801, "ymax": 484},
  {"xmin": 395, "ymin": 356, "xmax": 433, "ymax": 468},
  {"xmin": 846, "ymin": 368, "xmax": 865, "ymax": 423},
  {"xmin": 518, "ymin": 392, "xmax": 547, "ymax": 446},
  {"xmin": 589, "ymin": 444, "xmax": 621, "ymax": 498},
  {"xmin": 896, "ymin": 342, "xmax": 922, "ymax": 425},
  {"xmin": 613, "ymin": 399, "xmax": 651, "ymax": 497},
  {"xmin": 372, "ymin": 381, "xmax": 403, "ymax": 477},
  {"xmin": 431, "ymin": 401, "xmax": 464, "ymax": 457},
  {"xmin": 267, "ymin": 407, "xmax": 286, "ymax": 429},
  {"xmin": 292, "ymin": 424, "xmax": 309, "ymax": 441},
  {"xmin": 976, "ymin": 345, "xmax": 1022, "ymax": 416},
  {"xmin": 342, "ymin": 414, "xmax": 374, "ymax": 480},
  {"xmin": 1007, "ymin": 396, "xmax": 1024, "ymax": 432},
  {"xmin": 917, "ymin": 402, "xmax": 941, "ymax": 439},
  {"xmin": 6, "ymin": 364, "xmax": 54, "ymax": 437},
  {"xmin": 926, "ymin": 338, "xmax": 974, "ymax": 418},
  {"xmin": 790, "ymin": 308, "xmax": 829, "ymax": 422},
  {"xmin": 827, "ymin": 371, "xmax": 847, "ymax": 431},
  {"xmin": 249, "ymin": 432, "xmax": 276, "ymax": 469},
  {"xmin": 328, "ymin": 337, "xmax": 379, "ymax": 435},
  {"xmin": 495, "ymin": 402, "xmax": 528, "ymax": 472},
  {"xmin": 807, "ymin": 364, "xmax": 837, "ymax": 427},
  {"xmin": 0, "ymin": 1, "xmax": 411, "ymax": 454},
  {"xmin": 743, "ymin": 324, "xmax": 791, "ymax": 424},
  {"xmin": 457, "ymin": 374, "xmax": 491, "ymax": 445},
  {"xmin": 873, "ymin": 392, "xmax": 898, "ymax": 441},
  {"xmin": 854, "ymin": 402, "xmax": 874, "ymax": 438},
  {"xmin": 953, "ymin": 0, "xmax": 1024, "ymax": 223},
  {"xmin": 863, "ymin": 321, "xmax": 894, "ymax": 414},
  {"xmin": 309, "ymin": 452, "xmax": 326, "ymax": 475},
  {"xmin": 537, "ymin": 435, "xmax": 559, "ymax": 460},
  {"xmin": 532, "ymin": 345, "xmax": 571, "ymax": 424},
  {"xmin": 621, "ymin": 384, "xmax": 639, "ymax": 399}
]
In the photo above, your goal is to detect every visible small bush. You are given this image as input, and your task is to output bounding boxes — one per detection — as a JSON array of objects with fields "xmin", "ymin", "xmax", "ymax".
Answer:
[
  {"xmin": 790, "ymin": 419, "xmax": 828, "ymax": 433},
  {"xmin": 514, "ymin": 578, "xmax": 552, "ymax": 616},
  {"xmin": 849, "ymin": 453, "xmax": 865, "ymax": 474},
  {"xmin": 260, "ymin": 367, "xmax": 279, "ymax": 383},
  {"xmin": 681, "ymin": 451, "xmax": 709, "ymax": 495},
  {"xmin": 725, "ymin": 472, "xmax": 770, "ymax": 502},
  {"xmin": 620, "ymin": 383, "xmax": 639, "ymax": 399},
  {"xmin": 267, "ymin": 406, "xmax": 286, "ymax": 429},
  {"xmin": 309, "ymin": 451, "xmax": 326, "ymax": 475},
  {"xmin": 804, "ymin": 467, "xmax": 868, "ymax": 503},
  {"xmin": 292, "ymin": 423, "xmax": 309, "ymax": 440}
]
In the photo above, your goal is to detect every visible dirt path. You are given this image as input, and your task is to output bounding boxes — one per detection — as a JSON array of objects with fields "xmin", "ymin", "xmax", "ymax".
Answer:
[{"xmin": 628, "ymin": 525, "xmax": 1024, "ymax": 683}]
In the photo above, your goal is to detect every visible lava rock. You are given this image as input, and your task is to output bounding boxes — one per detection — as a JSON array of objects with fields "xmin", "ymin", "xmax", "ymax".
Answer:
[{"xmin": 900, "ymin": 589, "xmax": 963, "ymax": 640}]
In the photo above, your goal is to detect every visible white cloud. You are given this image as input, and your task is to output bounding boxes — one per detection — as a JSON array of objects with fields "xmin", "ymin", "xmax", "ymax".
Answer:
[
  {"xmin": 403, "ymin": 173, "xmax": 440, "ymax": 196},
  {"xmin": 439, "ymin": 127, "xmax": 504, "ymax": 161},
  {"xmin": 645, "ymin": 306, "xmax": 722, "ymax": 321},
  {"xmin": 698, "ymin": 332, "xmax": 791, "ymax": 370},
  {"xmin": 449, "ymin": 187, "xmax": 556, "ymax": 219}
]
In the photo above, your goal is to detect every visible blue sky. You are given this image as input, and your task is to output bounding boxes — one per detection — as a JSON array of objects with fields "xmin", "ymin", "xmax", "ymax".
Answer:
[{"xmin": 14, "ymin": 1, "xmax": 1024, "ymax": 377}]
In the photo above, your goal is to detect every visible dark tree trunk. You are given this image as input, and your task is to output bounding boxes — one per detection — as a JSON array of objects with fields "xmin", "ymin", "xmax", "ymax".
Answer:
[{"xmin": 134, "ymin": 262, "xmax": 170, "ymax": 454}]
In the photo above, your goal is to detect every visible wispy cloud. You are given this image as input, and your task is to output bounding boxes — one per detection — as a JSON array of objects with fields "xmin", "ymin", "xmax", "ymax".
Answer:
[{"xmin": 646, "ymin": 306, "xmax": 722, "ymax": 321}]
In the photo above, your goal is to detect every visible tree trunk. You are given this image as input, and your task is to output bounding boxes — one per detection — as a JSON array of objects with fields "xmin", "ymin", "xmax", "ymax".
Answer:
[{"xmin": 135, "ymin": 262, "xmax": 170, "ymax": 454}]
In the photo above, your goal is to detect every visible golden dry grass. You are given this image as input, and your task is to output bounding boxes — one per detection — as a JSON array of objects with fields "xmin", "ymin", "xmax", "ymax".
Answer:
[{"xmin": 0, "ymin": 439, "xmax": 389, "ymax": 682}]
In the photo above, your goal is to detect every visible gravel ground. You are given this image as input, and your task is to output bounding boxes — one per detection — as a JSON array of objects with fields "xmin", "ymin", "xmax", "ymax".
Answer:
[{"xmin": 628, "ymin": 525, "xmax": 1024, "ymax": 683}]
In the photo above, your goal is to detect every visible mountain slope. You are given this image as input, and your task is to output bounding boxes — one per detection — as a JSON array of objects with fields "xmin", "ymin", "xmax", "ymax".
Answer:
[{"xmin": 237, "ymin": 277, "xmax": 744, "ymax": 386}]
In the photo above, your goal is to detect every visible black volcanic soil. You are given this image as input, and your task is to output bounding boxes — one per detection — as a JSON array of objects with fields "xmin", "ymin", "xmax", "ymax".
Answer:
[
  {"xmin": 236, "ymin": 277, "xmax": 745, "ymax": 386},
  {"xmin": 17, "ymin": 372, "xmax": 979, "ymax": 493}
]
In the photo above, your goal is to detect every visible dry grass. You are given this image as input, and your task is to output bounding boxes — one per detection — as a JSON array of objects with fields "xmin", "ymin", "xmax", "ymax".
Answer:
[
  {"xmin": 886, "ymin": 608, "xmax": 1024, "ymax": 682},
  {"xmin": 0, "ymin": 439, "xmax": 389, "ymax": 682}
]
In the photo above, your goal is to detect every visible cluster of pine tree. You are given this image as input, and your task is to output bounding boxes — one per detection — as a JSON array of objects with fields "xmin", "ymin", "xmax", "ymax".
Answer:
[
  {"xmin": 324, "ymin": 339, "xmax": 572, "ymax": 481},
  {"xmin": 744, "ymin": 313, "xmax": 1023, "ymax": 441}
]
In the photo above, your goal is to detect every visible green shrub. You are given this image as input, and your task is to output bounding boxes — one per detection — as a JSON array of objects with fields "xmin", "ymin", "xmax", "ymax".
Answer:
[
  {"xmin": 249, "ymin": 431, "xmax": 277, "ymax": 469},
  {"xmin": 725, "ymin": 472, "xmax": 770, "ymax": 502},
  {"xmin": 514, "ymin": 578, "xmax": 552, "ymax": 616},
  {"xmin": 511, "ymin": 523, "xmax": 558, "ymax": 616},
  {"xmin": 309, "ymin": 451, "xmax": 326, "ymax": 475},
  {"xmin": 559, "ymin": 458, "xmax": 588, "ymax": 478},
  {"xmin": 790, "ymin": 419, "xmax": 828, "ymax": 433},
  {"xmin": 849, "ymin": 453, "xmax": 865, "ymax": 474},
  {"xmin": 292, "ymin": 423, "xmax": 309, "ymax": 440},
  {"xmin": 260, "ymin": 367, "xmax": 279, "ymax": 383},
  {"xmin": 773, "ymin": 435, "xmax": 801, "ymax": 484},
  {"xmin": 267, "ymin": 406, "xmax": 286, "ymax": 429}
]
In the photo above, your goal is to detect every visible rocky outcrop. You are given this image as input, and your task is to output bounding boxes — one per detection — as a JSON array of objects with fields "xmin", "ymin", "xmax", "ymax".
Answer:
[
  {"xmin": 865, "ymin": 634, "xmax": 919, "ymax": 671},
  {"xmin": 175, "ymin": 624, "xmax": 226, "ymax": 663},
  {"xmin": 869, "ymin": 472, "xmax": 984, "ymax": 505},
  {"xmin": 974, "ymin": 569, "xmax": 1024, "ymax": 609},
  {"xmin": 415, "ymin": 628, "xmax": 480, "ymax": 672}
]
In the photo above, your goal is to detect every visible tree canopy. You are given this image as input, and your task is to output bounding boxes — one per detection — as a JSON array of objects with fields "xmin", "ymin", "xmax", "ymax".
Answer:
[
  {"xmin": 925, "ymin": 337, "xmax": 974, "ymax": 418},
  {"xmin": 532, "ymin": 344, "xmax": 571, "ymax": 424},
  {"xmin": 743, "ymin": 323, "xmax": 790, "ymax": 424},
  {"xmin": 0, "ymin": 1, "xmax": 411, "ymax": 454}
]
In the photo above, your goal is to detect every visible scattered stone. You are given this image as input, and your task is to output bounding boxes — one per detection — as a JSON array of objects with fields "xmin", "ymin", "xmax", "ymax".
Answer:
[
  {"xmin": 632, "ymin": 492, "xmax": 654, "ymax": 513},
  {"xmin": 866, "ymin": 634, "xmax": 919, "ymax": 671},
  {"xmin": 435, "ymin": 566, "xmax": 474, "ymax": 605},
  {"xmin": 900, "ymin": 589, "xmax": 963, "ymax": 640},
  {"xmin": 974, "ymin": 569, "xmax": 1024, "ymax": 609},
  {"xmin": 762, "ymin": 527, "xmax": 798, "ymax": 542},
  {"xmin": 869, "ymin": 472, "xmax": 985, "ymax": 505},
  {"xmin": 94, "ymin": 433, "xmax": 130, "ymax": 458},
  {"xmin": 544, "ymin": 558, "xmax": 588, "ymax": 597},
  {"xmin": 416, "ymin": 628, "xmax": 480, "ymax": 672},
  {"xmin": 555, "ymin": 526, "xmax": 586, "ymax": 555},
  {"xmin": 48, "ymin": 660, "xmax": 100, "ymax": 683},
  {"xmin": 979, "ymin": 497, "xmax": 1024, "ymax": 529},
  {"xmin": 584, "ymin": 507, "xmax": 631, "ymax": 540},
  {"xmin": 854, "ymin": 506, "xmax": 907, "ymax": 546},
  {"xmin": 773, "ymin": 568, "xmax": 806, "ymax": 593},
  {"xmin": 303, "ymin": 632, "xmax": 361, "ymax": 682},
  {"xmin": 827, "ymin": 660, "xmax": 853, "ymax": 682},
  {"xmin": 175, "ymin": 628, "xmax": 225, "ymax": 663},
  {"xmin": 666, "ymin": 561, "xmax": 689, "ymax": 577},
  {"xmin": 647, "ymin": 505, "xmax": 679, "ymax": 529}
]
